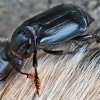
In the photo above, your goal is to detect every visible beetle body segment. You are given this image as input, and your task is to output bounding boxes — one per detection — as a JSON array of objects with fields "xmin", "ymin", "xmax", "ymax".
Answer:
[{"xmin": 9, "ymin": 4, "xmax": 95, "ymax": 94}]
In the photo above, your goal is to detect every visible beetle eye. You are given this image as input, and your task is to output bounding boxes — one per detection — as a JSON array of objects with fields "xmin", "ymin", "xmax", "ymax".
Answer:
[
  {"xmin": 16, "ymin": 60, "xmax": 22, "ymax": 65},
  {"xmin": 26, "ymin": 49, "xmax": 31, "ymax": 54},
  {"xmin": 14, "ymin": 58, "xmax": 23, "ymax": 67}
]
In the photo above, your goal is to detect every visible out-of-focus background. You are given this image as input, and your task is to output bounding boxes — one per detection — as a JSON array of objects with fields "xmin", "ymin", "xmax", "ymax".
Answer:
[{"xmin": 0, "ymin": 0, "xmax": 100, "ymax": 38}]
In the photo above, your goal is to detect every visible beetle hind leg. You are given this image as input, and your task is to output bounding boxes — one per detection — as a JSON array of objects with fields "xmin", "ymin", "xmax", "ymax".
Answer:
[
  {"xmin": 92, "ymin": 26, "xmax": 100, "ymax": 43},
  {"xmin": 72, "ymin": 34, "xmax": 100, "ymax": 43},
  {"xmin": 72, "ymin": 26, "xmax": 100, "ymax": 43},
  {"xmin": 72, "ymin": 35, "xmax": 93, "ymax": 41}
]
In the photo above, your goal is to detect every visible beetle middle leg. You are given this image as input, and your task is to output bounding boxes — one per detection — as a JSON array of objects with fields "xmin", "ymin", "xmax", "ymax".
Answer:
[{"xmin": 43, "ymin": 50, "xmax": 76, "ymax": 55}]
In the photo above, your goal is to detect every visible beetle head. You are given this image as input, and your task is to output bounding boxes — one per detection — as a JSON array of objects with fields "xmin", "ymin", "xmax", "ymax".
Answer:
[
  {"xmin": 7, "ymin": 49, "xmax": 24, "ymax": 69},
  {"xmin": 11, "ymin": 26, "xmax": 36, "ymax": 58}
]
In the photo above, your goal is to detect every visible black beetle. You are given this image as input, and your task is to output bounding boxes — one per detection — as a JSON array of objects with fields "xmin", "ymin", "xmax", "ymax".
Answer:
[{"xmin": 4, "ymin": 4, "xmax": 100, "ymax": 94}]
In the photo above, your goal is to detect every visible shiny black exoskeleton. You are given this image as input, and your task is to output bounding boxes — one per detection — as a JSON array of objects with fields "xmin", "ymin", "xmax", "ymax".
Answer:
[
  {"xmin": 5, "ymin": 4, "xmax": 100, "ymax": 94},
  {"xmin": 0, "ymin": 42, "xmax": 13, "ymax": 81}
]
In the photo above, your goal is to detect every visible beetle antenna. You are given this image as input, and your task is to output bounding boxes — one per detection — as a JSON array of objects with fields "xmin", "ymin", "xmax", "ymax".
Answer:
[
  {"xmin": 16, "ymin": 68, "xmax": 34, "ymax": 80},
  {"xmin": 8, "ymin": 49, "xmax": 34, "ymax": 80}
]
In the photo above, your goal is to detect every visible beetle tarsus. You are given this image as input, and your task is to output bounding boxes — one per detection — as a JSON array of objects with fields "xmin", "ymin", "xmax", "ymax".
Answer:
[
  {"xmin": 34, "ymin": 67, "xmax": 41, "ymax": 95},
  {"xmin": 34, "ymin": 78, "xmax": 41, "ymax": 95}
]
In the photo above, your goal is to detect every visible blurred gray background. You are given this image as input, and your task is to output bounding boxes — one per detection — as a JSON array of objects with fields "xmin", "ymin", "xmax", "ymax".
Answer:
[{"xmin": 0, "ymin": 0, "xmax": 100, "ymax": 38}]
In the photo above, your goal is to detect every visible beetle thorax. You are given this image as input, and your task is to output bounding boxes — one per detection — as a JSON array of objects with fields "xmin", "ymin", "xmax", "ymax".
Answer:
[{"xmin": 11, "ymin": 30, "xmax": 33, "ymax": 58}]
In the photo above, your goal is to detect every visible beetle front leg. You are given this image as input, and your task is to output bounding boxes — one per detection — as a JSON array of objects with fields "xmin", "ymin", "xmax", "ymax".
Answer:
[{"xmin": 33, "ymin": 50, "xmax": 41, "ymax": 95}]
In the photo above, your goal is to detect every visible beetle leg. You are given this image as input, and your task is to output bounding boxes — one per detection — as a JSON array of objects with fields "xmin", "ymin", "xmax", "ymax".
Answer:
[
  {"xmin": 92, "ymin": 34, "xmax": 100, "ymax": 43},
  {"xmin": 43, "ymin": 50, "xmax": 76, "ymax": 55},
  {"xmin": 72, "ymin": 34, "xmax": 100, "ymax": 43},
  {"xmin": 33, "ymin": 50, "xmax": 41, "ymax": 95}
]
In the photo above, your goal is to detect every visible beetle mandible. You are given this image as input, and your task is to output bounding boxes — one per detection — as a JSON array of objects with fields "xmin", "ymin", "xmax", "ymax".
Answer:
[{"xmin": 6, "ymin": 4, "xmax": 100, "ymax": 94}]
